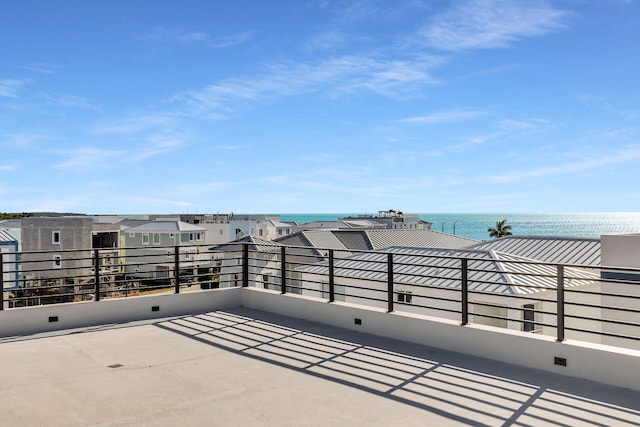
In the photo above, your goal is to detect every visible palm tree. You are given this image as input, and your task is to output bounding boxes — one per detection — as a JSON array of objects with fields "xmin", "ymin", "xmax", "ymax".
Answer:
[{"xmin": 488, "ymin": 219, "xmax": 513, "ymax": 238}]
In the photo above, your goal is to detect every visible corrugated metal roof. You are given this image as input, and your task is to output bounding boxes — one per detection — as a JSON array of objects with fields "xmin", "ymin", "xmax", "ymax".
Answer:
[
  {"xmin": 279, "ymin": 229, "xmax": 477, "ymax": 255},
  {"xmin": 333, "ymin": 231, "xmax": 373, "ymax": 250},
  {"xmin": 209, "ymin": 235, "xmax": 281, "ymax": 253},
  {"xmin": 125, "ymin": 221, "xmax": 206, "ymax": 233},
  {"xmin": 299, "ymin": 246, "xmax": 597, "ymax": 295},
  {"xmin": 365, "ymin": 229, "xmax": 478, "ymax": 250},
  {"xmin": 0, "ymin": 220, "xmax": 21, "ymax": 229},
  {"xmin": 467, "ymin": 236, "xmax": 601, "ymax": 266},
  {"xmin": 0, "ymin": 228, "xmax": 18, "ymax": 243},
  {"xmin": 302, "ymin": 231, "xmax": 349, "ymax": 251}
]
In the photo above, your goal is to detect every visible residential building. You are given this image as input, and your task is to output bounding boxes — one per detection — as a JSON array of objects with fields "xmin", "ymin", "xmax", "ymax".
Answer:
[
  {"xmin": 1, "ymin": 228, "xmax": 19, "ymax": 293},
  {"xmin": 122, "ymin": 220, "xmax": 212, "ymax": 284},
  {"xmin": 297, "ymin": 246, "xmax": 601, "ymax": 342},
  {"xmin": 20, "ymin": 217, "xmax": 122, "ymax": 294},
  {"xmin": 209, "ymin": 235, "xmax": 282, "ymax": 290},
  {"xmin": 600, "ymin": 233, "xmax": 640, "ymax": 349},
  {"xmin": 340, "ymin": 210, "xmax": 432, "ymax": 229}
]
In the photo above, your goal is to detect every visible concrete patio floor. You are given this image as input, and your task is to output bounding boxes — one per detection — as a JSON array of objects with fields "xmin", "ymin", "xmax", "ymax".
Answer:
[{"xmin": 2, "ymin": 308, "xmax": 639, "ymax": 426}]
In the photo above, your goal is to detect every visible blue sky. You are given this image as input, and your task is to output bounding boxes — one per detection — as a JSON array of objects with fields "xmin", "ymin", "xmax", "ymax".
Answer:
[{"xmin": 1, "ymin": 0, "xmax": 639, "ymax": 214}]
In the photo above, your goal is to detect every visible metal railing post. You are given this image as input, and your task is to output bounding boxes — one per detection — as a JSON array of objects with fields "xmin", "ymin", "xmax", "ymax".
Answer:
[
  {"xmin": 94, "ymin": 249, "xmax": 100, "ymax": 302},
  {"xmin": 557, "ymin": 265, "xmax": 565, "ymax": 342},
  {"xmin": 0, "ymin": 252, "xmax": 4, "ymax": 311},
  {"xmin": 242, "ymin": 244, "xmax": 249, "ymax": 287},
  {"xmin": 174, "ymin": 246, "xmax": 180, "ymax": 294},
  {"xmin": 387, "ymin": 253, "xmax": 394, "ymax": 313},
  {"xmin": 280, "ymin": 246, "xmax": 286, "ymax": 294},
  {"xmin": 328, "ymin": 250, "xmax": 335, "ymax": 302},
  {"xmin": 461, "ymin": 258, "xmax": 468, "ymax": 325}
]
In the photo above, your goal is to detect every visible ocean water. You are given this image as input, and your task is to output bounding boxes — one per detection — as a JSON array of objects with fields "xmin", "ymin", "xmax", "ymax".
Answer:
[{"xmin": 279, "ymin": 213, "xmax": 640, "ymax": 241}]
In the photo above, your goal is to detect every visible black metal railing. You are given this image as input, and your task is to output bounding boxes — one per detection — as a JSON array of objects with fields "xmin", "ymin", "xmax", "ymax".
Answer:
[{"xmin": 1, "ymin": 242, "xmax": 639, "ymax": 350}]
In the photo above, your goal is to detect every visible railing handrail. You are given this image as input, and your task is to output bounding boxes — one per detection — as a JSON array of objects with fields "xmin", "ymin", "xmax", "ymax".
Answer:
[{"xmin": 2, "ymin": 241, "xmax": 639, "ymax": 349}]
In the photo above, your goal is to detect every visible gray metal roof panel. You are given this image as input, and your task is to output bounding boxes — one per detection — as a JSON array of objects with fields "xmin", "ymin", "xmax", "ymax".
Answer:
[
  {"xmin": 125, "ymin": 221, "xmax": 207, "ymax": 233},
  {"xmin": 209, "ymin": 235, "xmax": 281, "ymax": 252},
  {"xmin": 298, "ymin": 246, "xmax": 598, "ymax": 295},
  {"xmin": 467, "ymin": 236, "xmax": 601, "ymax": 266},
  {"xmin": 333, "ymin": 231, "xmax": 373, "ymax": 250},
  {"xmin": 0, "ymin": 229, "xmax": 18, "ymax": 242},
  {"xmin": 366, "ymin": 229, "xmax": 478, "ymax": 250}
]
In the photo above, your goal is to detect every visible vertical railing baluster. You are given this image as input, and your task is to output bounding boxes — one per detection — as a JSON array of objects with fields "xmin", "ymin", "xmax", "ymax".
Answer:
[
  {"xmin": 174, "ymin": 246, "xmax": 180, "ymax": 294},
  {"xmin": 280, "ymin": 246, "xmax": 286, "ymax": 294},
  {"xmin": 461, "ymin": 258, "xmax": 469, "ymax": 325},
  {"xmin": 557, "ymin": 265, "xmax": 565, "ymax": 342},
  {"xmin": 0, "ymin": 252, "xmax": 4, "ymax": 311},
  {"xmin": 94, "ymin": 249, "xmax": 100, "ymax": 302},
  {"xmin": 242, "ymin": 244, "xmax": 249, "ymax": 287},
  {"xmin": 328, "ymin": 249, "xmax": 335, "ymax": 303},
  {"xmin": 387, "ymin": 253, "xmax": 394, "ymax": 313}
]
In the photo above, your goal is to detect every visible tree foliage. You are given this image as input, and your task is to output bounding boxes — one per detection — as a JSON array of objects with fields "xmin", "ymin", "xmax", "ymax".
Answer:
[
  {"xmin": 0, "ymin": 212, "xmax": 33, "ymax": 220},
  {"xmin": 488, "ymin": 219, "xmax": 513, "ymax": 238}
]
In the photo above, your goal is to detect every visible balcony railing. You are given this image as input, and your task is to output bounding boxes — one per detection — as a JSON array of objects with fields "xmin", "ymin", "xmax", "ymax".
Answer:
[{"xmin": 1, "ymin": 242, "xmax": 639, "ymax": 350}]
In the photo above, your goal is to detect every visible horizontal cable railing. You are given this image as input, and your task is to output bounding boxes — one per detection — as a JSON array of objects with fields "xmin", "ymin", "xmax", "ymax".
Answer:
[{"xmin": 1, "ymin": 242, "xmax": 639, "ymax": 350}]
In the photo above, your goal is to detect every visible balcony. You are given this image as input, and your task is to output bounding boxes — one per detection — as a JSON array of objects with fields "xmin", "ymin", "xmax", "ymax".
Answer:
[{"xmin": 1, "ymin": 243, "xmax": 640, "ymax": 425}]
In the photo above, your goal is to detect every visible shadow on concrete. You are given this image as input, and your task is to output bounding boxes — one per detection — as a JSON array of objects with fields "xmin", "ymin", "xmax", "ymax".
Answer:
[{"xmin": 153, "ymin": 308, "xmax": 640, "ymax": 427}]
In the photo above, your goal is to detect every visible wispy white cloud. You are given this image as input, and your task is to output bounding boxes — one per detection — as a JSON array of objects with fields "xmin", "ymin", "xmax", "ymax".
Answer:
[
  {"xmin": 18, "ymin": 62, "xmax": 57, "ymax": 74},
  {"xmin": 486, "ymin": 145, "xmax": 640, "ymax": 183},
  {"xmin": 0, "ymin": 133, "xmax": 53, "ymax": 148},
  {"xmin": 419, "ymin": 0, "xmax": 570, "ymax": 51},
  {"xmin": 209, "ymin": 31, "xmax": 254, "ymax": 48},
  {"xmin": 0, "ymin": 78, "xmax": 29, "ymax": 98},
  {"xmin": 140, "ymin": 27, "xmax": 209, "ymax": 44},
  {"xmin": 46, "ymin": 93, "xmax": 101, "ymax": 110},
  {"xmin": 93, "ymin": 114, "xmax": 178, "ymax": 135},
  {"xmin": 399, "ymin": 108, "xmax": 487, "ymax": 125},
  {"xmin": 0, "ymin": 165, "xmax": 16, "ymax": 171},
  {"xmin": 53, "ymin": 148, "xmax": 124, "ymax": 170},
  {"xmin": 215, "ymin": 144, "xmax": 248, "ymax": 151},
  {"xmin": 174, "ymin": 54, "xmax": 439, "ymax": 116},
  {"xmin": 127, "ymin": 132, "xmax": 188, "ymax": 161},
  {"xmin": 305, "ymin": 30, "xmax": 362, "ymax": 51}
]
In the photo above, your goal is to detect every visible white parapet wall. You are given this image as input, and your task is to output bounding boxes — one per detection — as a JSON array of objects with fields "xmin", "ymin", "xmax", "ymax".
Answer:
[
  {"xmin": 242, "ymin": 288, "xmax": 640, "ymax": 392},
  {"xmin": 0, "ymin": 287, "xmax": 243, "ymax": 337}
]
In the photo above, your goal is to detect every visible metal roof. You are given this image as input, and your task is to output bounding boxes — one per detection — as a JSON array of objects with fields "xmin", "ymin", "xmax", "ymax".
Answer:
[
  {"xmin": 209, "ymin": 235, "xmax": 281, "ymax": 253},
  {"xmin": 0, "ymin": 220, "xmax": 21, "ymax": 229},
  {"xmin": 467, "ymin": 236, "xmax": 601, "ymax": 266},
  {"xmin": 333, "ymin": 231, "xmax": 373, "ymax": 250},
  {"xmin": 124, "ymin": 221, "xmax": 206, "ymax": 233},
  {"xmin": 365, "ymin": 229, "xmax": 478, "ymax": 250},
  {"xmin": 0, "ymin": 228, "xmax": 18, "ymax": 243},
  {"xmin": 298, "ymin": 246, "xmax": 597, "ymax": 295},
  {"xmin": 301, "ymin": 231, "xmax": 350, "ymax": 251}
]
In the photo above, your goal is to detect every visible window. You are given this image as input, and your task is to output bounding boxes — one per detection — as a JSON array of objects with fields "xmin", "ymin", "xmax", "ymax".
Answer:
[
  {"xmin": 153, "ymin": 233, "xmax": 160, "ymax": 245},
  {"xmin": 259, "ymin": 229, "xmax": 263, "ymax": 236},
  {"xmin": 53, "ymin": 255, "xmax": 62, "ymax": 268},
  {"xmin": 263, "ymin": 274, "xmax": 270, "ymax": 289},
  {"xmin": 219, "ymin": 230, "xmax": 223, "ymax": 235},
  {"xmin": 129, "ymin": 232, "xmax": 135, "ymax": 238},
  {"xmin": 278, "ymin": 229, "xmax": 283, "ymax": 235},
  {"xmin": 396, "ymin": 291, "xmax": 412, "ymax": 304},
  {"xmin": 52, "ymin": 231, "xmax": 61, "ymax": 244},
  {"xmin": 142, "ymin": 233, "xmax": 150, "ymax": 245},
  {"xmin": 195, "ymin": 232, "xmax": 202, "ymax": 241},
  {"xmin": 522, "ymin": 303, "xmax": 540, "ymax": 332}
]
